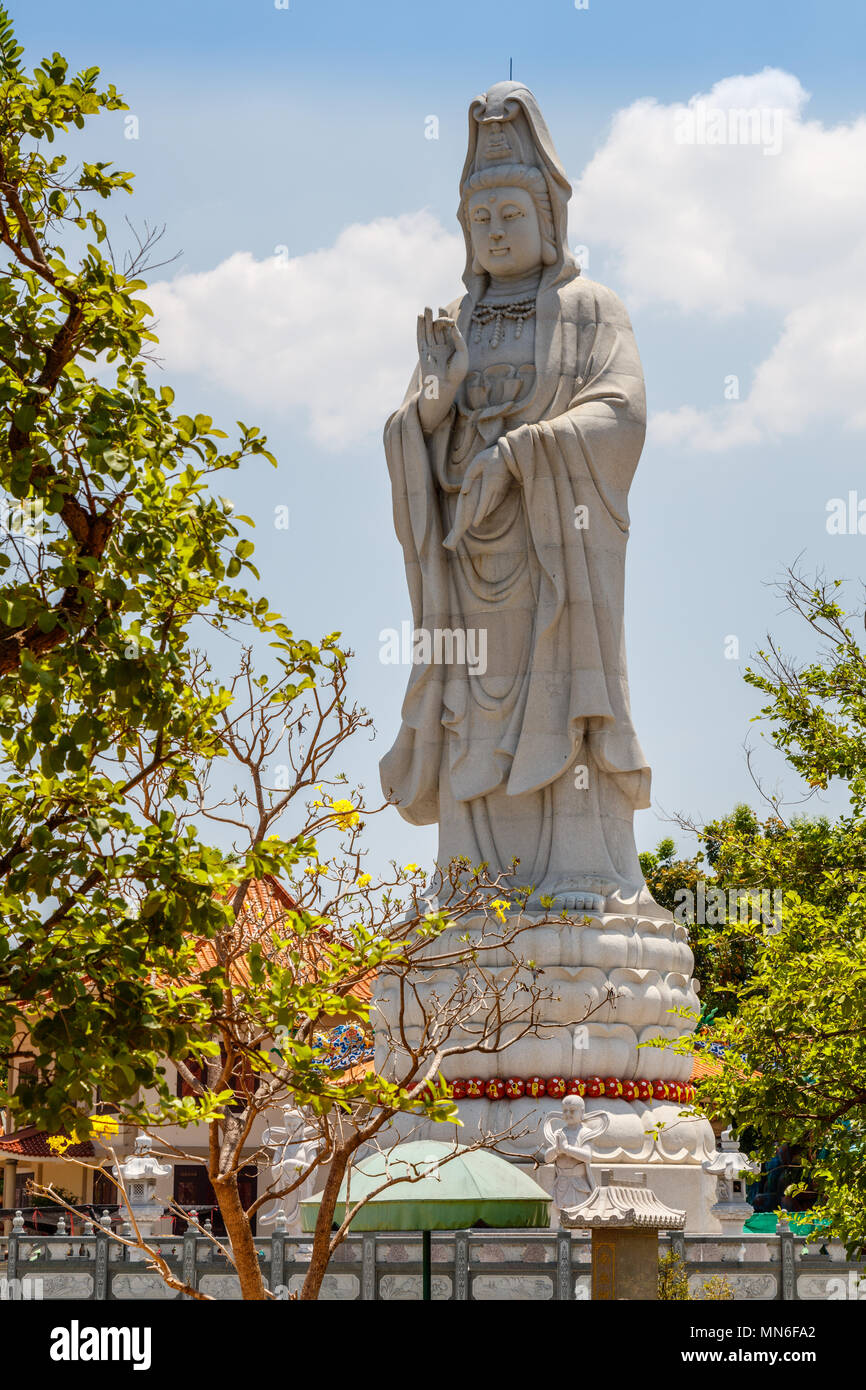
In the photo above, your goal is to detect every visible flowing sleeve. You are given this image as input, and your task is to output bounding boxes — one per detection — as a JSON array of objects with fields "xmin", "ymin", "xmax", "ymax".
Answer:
[
  {"xmin": 495, "ymin": 280, "xmax": 651, "ymax": 804},
  {"xmin": 378, "ymin": 371, "xmax": 455, "ymax": 823}
]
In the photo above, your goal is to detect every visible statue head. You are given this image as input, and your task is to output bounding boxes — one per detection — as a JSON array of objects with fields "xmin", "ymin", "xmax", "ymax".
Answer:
[
  {"xmin": 562, "ymin": 1094, "xmax": 585, "ymax": 1125},
  {"xmin": 463, "ymin": 167, "xmax": 554, "ymax": 277},
  {"xmin": 458, "ymin": 81, "xmax": 578, "ymax": 295}
]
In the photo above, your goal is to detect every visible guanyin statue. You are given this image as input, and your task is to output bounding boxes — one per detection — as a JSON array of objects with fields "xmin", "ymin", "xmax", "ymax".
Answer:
[{"xmin": 376, "ymin": 81, "xmax": 717, "ymax": 1229}]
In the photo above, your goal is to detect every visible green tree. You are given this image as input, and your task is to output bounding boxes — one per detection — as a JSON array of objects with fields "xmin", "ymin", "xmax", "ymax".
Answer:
[
  {"xmin": 0, "ymin": 14, "xmax": 572, "ymax": 1300},
  {"xmin": 21, "ymin": 639, "xmax": 569, "ymax": 1302},
  {"xmin": 640, "ymin": 831, "xmax": 755, "ymax": 1020},
  {"xmin": 692, "ymin": 572, "xmax": 866, "ymax": 1255},
  {"xmin": 0, "ymin": 5, "xmax": 284, "ymax": 1123}
]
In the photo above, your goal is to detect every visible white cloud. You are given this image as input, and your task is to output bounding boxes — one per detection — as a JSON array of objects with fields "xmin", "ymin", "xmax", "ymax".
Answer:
[
  {"xmin": 147, "ymin": 213, "xmax": 463, "ymax": 448},
  {"xmin": 570, "ymin": 69, "xmax": 866, "ymax": 449},
  {"xmin": 147, "ymin": 72, "xmax": 866, "ymax": 455}
]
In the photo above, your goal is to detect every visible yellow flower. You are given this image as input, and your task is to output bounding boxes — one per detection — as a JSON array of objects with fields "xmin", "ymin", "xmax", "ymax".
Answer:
[
  {"xmin": 490, "ymin": 898, "xmax": 511, "ymax": 923},
  {"xmin": 331, "ymin": 797, "xmax": 360, "ymax": 830},
  {"xmin": 90, "ymin": 1114, "xmax": 119, "ymax": 1136},
  {"xmin": 403, "ymin": 863, "xmax": 419, "ymax": 874},
  {"xmin": 47, "ymin": 1135, "xmax": 72, "ymax": 1155},
  {"xmin": 357, "ymin": 873, "xmax": 372, "ymax": 888}
]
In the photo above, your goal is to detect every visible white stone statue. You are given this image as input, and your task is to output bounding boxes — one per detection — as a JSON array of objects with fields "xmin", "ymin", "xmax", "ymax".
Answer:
[
  {"xmin": 260, "ymin": 1106, "xmax": 321, "ymax": 1235},
  {"xmin": 372, "ymin": 83, "xmax": 719, "ymax": 1228},
  {"xmin": 380, "ymin": 80, "xmax": 653, "ymax": 914},
  {"xmin": 539, "ymin": 1094, "xmax": 610, "ymax": 1212}
]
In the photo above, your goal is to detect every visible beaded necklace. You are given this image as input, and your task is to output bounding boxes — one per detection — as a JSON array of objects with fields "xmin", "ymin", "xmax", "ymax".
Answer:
[
  {"xmin": 470, "ymin": 297, "xmax": 536, "ymax": 348},
  {"xmin": 470, "ymin": 270, "xmax": 540, "ymax": 349}
]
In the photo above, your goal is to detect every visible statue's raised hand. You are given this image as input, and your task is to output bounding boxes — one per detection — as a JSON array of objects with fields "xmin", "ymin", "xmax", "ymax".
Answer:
[{"xmin": 417, "ymin": 306, "xmax": 468, "ymax": 435}]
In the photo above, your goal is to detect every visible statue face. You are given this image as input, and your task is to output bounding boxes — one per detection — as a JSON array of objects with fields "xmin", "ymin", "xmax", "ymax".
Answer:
[
  {"xmin": 562, "ymin": 1096, "xmax": 584, "ymax": 1123},
  {"xmin": 467, "ymin": 185, "xmax": 543, "ymax": 278}
]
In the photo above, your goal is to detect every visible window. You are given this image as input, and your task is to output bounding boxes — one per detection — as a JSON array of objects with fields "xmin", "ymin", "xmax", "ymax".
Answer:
[
  {"xmin": 172, "ymin": 1164, "xmax": 258, "ymax": 1236},
  {"xmin": 92, "ymin": 1168, "xmax": 117, "ymax": 1212},
  {"xmin": 175, "ymin": 1058, "xmax": 204, "ymax": 1099},
  {"xmin": 175, "ymin": 1052, "xmax": 256, "ymax": 1111}
]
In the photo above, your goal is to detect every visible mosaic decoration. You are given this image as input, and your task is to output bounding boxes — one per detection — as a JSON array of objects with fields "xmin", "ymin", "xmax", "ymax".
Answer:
[{"xmin": 310, "ymin": 1022, "xmax": 374, "ymax": 1072}]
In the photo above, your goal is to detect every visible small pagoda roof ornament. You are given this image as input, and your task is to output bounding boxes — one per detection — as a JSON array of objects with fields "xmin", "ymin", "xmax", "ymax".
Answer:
[
  {"xmin": 702, "ymin": 1127, "xmax": 760, "ymax": 1180},
  {"xmin": 113, "ymin": 1132, "xmax": 171, "ymax": 1183},
  {"xmin": 560, "ymin": 1169, "xmax": 686, "ymax": 1231}
]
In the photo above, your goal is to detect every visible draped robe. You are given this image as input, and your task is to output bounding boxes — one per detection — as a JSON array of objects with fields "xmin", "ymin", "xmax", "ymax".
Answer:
[{"xmin": 380, "ymin": 270, "xmax": 652, "ymax": 893}]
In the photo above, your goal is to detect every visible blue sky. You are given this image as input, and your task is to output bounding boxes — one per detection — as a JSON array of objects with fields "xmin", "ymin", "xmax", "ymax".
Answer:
[
  {"xmin": 17, "ymin": 1, "xmax": 866, "ymax": 99},
  {"xmin": 13, "ymin": 1, "xmax": 866, "ymax": 872}
]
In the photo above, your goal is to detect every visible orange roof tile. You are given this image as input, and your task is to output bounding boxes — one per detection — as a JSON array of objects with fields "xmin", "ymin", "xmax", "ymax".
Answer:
[
  {"xmin": 192, "ymin": 876, "xmax": 374, "ymax": 1015},
  {"xmin": 0, "ymin": 1126, "xmax": 95, "ymax": 1158},
  {"xmin": 690, "ymin": 1051, "xmax": 725, "ymax": 1082}
]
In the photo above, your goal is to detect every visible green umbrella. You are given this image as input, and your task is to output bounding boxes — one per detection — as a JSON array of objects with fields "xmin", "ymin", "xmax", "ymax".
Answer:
[{"xmin": 301, "ymin": 1140, "xmax": 551, "ymax": 1300}]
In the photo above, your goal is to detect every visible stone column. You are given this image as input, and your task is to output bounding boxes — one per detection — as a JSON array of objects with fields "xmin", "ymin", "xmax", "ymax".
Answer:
[
  {"xmin": 591, "ymin": 1226, "xmax": 661, "ymax": 1300},
  {"xmin": 2, "ymin": 1158, "xmax": 17, "ymax": 1234}
]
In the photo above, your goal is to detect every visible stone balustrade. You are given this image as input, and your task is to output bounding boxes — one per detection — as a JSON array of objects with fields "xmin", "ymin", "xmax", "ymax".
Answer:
[{"xmin": 1, "ymin": 1217, "xmax": 863, "ymax": 1301}]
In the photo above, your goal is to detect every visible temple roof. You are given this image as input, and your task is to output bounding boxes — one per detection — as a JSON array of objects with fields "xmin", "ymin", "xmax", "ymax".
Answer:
[
  {"xmin": 562, "ymin": 1171, "xmax": 686, "ymax": 1230},
  {"xmin": 201, "ymin": 875, "xmax": 373, "ymax": 1004},
  {"xmin": 0, "ymin": 1126, "xmax": 95, "ymax": 1159}
]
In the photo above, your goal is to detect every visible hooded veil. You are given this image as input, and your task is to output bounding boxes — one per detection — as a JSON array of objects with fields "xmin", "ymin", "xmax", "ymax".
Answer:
[
  {"xmin": 379, "ymin": 81, "xmax": 651, "ymax": 899},
  {"xmin": 457, "ymin": 82, "xmax": 579, "ymax": 298}
]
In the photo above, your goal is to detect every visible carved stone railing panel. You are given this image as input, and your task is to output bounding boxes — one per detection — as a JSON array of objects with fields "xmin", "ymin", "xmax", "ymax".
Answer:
[{"xmin": 1, "ymin": 1229, "xmax": 863, "ymax": 1300}]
